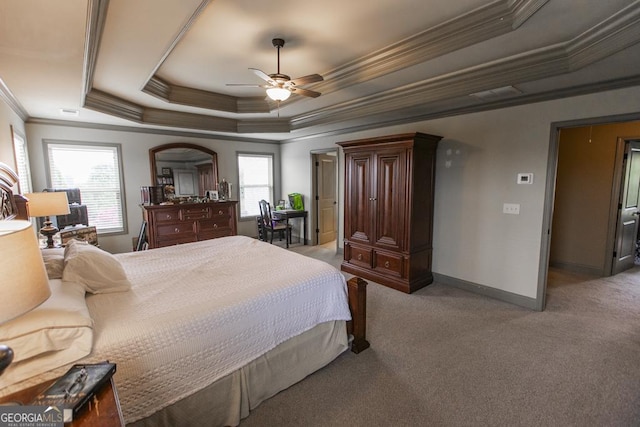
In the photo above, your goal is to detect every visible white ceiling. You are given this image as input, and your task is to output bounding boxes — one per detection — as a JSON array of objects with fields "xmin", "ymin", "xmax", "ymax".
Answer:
[{"xmin": 1, "ymin": 0, "xmax": 639, "ymax": 143}]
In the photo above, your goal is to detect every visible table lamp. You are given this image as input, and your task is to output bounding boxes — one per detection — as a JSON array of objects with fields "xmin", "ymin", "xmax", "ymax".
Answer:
[
  {"xmin": 25, "ymin": 192, "xmax": 70, "ymax": 248},
  {"xmin": 0, "ymin": 220, "xmax": 51, "ymax": 376}
]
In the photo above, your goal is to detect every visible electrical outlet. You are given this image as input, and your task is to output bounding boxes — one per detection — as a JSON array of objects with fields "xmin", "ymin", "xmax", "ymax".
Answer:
[{"xmin": 503, "ymin": 203, "xmax": 520, "ymax": 215}]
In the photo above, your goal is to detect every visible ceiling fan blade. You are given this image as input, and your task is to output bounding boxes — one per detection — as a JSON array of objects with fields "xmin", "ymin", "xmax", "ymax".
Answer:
[
  {"xmin": 226, "ymin": 83, "xmax": 269, "ymax": 87},
  {"xmin": 290, "ymin": 74, "xmax": 323, "ymax": 86},
  {"xmin": 291, "ymin": 87, "xmax": 321, "ymax": 98},
  {"xmin": 249, "ymin": 68, "xmax": 275, "ymax": 84}
]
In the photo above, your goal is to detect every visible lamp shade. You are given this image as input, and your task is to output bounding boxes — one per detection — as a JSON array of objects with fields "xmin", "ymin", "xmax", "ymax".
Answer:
[
  {"xmin": 266, "ymin": 87, "xmax": 291, "ymax": 101},
  {"xmin": 25, "ymin": 192, "xmax": 70, "ymax": 217},
  {"xmin": 0, "ymin": 220, "xmax": 51, "ymax": 324}
]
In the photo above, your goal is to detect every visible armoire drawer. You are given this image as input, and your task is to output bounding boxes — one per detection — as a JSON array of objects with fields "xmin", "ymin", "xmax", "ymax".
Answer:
[
  {"xmin": 374, "ymin": 251, "xmax": 403, "ymax": 277},
  {"xmin": 347, "ymin": 244, "xmax": 372, "ymax": 268}
]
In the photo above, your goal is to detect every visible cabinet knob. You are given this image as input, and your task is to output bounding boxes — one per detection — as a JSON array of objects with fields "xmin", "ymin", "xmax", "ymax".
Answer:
[
  {"xmin": 174, "ymin": 227, "xmax": 180, "ymax": 233},
  {"xmin": 357, "ymin": 254, "xmax": 363, "ymax": 261},
  {"xmin": 218, "ymin": 210, "xmax": 223, "ymax": 215},
  {"xmin": 213, "ymin": 224, "xmax": 218, "ymax": 228},
  {"xmin": 384, "ymin": 261, "xmax": 390, "ymax": 268},
  {"xmin": 166, "ymin": 214, "xmax": 172, "ymax": 219}
]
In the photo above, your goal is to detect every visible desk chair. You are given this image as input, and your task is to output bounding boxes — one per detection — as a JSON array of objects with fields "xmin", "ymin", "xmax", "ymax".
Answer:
[{"xmin": 258, "ymin": 200, "xmax": 292, "ymax": 245}]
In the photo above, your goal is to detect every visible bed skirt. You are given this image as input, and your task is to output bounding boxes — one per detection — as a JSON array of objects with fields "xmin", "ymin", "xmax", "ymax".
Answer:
[{"xmin": 128, "ymin": 320, "xmax": 348, "ymax": 426}]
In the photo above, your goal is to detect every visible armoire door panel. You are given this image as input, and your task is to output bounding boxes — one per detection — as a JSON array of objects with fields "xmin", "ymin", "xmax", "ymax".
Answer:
[
  {"xmin": 375, "ymin": 151, "xmax": 405, "ymax": 249},
  {"xmin": 346, "ymin": 154, "xmax": 373, "ymax": 243}
]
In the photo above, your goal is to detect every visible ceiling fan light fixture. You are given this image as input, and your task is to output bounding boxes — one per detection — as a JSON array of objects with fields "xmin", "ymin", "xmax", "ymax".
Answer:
[{"xmin": 266, "ymin": 87, "xmax": 291, "ymax": 101}]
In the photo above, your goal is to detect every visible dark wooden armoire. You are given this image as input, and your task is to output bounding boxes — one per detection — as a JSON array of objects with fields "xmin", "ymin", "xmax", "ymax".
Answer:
[{"xmin": 337, "ymin": 132, "xmax": 442, "ymax": 293}]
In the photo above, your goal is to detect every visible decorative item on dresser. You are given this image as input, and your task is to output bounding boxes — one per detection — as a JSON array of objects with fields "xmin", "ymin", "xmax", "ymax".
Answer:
[
  {"xmin": 337, "ymin": 132, "xmax": 442, "ymax": 294},
  {"xmin": 141, "ymin": 200, "xmax": 238, "ymax": 249},
  {"xmin": 24, "ymin": 191, "xmax": 71, "ymax": 248}
]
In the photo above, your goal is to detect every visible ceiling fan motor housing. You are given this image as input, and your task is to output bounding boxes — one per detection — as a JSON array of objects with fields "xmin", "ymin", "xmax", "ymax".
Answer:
[{"xmin": 270, "ymin": 73, "xmax": 291, "ymax": 84}]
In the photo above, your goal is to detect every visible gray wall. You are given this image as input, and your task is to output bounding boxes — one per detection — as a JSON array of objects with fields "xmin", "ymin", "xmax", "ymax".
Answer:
[
  {"xmin": 280, "ymin": 86, "xmax": 640, "ymax": 302},
  {"xmin": 0, "ymin": 98, "xmax": 26, "ymax": 173}
]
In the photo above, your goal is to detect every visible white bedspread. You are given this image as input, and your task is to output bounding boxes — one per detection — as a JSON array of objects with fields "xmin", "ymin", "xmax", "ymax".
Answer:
[{"xmin": 88, "ymin": 236, "xmax": 350, "ymax": 422}]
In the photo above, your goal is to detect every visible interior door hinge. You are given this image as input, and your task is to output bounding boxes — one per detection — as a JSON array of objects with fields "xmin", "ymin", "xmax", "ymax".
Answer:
[{"xmin": 613, "ymin": 251, "xmax": 617, "ymax": 258}]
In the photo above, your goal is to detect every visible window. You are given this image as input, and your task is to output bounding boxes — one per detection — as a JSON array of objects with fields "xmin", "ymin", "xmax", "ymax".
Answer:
[
  {"xmin": 11, "ymin": 127, "xmax": 32, "ymax": 194},
  {"xmin": 46, "ymin": 141, "xmax": 126, "ymax": 234},
  {"xmin": 237, "ymin": 153, "xmax": 274, "ymax": 219}
]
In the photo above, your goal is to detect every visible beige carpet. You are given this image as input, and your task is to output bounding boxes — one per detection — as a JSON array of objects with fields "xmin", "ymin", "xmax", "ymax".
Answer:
[{"xmin": 240, "ymin": 243, "xmax": 640, "ymax": 426}]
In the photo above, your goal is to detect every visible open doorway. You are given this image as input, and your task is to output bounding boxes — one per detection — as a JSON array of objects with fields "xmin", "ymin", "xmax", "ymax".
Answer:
[
  {"xmin": 311, "ymin": 150, "xmax": 338, "ymax": 251},
  {"xmin": 538, "ymin": 116, "xmax": 640, "ymax": 310}
]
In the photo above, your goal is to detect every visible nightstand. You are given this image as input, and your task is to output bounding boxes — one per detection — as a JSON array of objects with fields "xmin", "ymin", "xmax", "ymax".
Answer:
[{"xmin": 0, "ymin": 377, "xmax": 124, "ymax": 426}]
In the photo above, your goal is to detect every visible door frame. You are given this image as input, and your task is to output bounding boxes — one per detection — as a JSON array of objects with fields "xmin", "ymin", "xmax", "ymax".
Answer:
[
  {"xmin": 310, "ymin": 148, "xmax": 339, "ymax": 250},
  {"xmin": 538, "ymin": 112, "xmax": 640, "ymax": 311}
]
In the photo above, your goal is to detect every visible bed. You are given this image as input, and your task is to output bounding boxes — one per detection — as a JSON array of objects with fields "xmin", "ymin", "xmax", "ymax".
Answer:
[{"xmin": 0, "ymin": 162, "xmax": 368, "ymax": 426}]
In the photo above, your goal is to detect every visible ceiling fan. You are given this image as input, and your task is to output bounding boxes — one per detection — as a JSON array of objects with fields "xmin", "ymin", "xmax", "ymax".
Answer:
[{"xmin": 227, "ymin": 38, "xmax": 323, "ymax": 102}]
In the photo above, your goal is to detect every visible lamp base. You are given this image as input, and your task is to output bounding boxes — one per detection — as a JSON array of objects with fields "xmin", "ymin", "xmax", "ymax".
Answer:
[
  {"xmin": 0, "ymin": 345, "xmax": 14, "ymax": 376},
  {"xmin": 40, "ymin": 219, "xmax": 59, "ymax": 249}
]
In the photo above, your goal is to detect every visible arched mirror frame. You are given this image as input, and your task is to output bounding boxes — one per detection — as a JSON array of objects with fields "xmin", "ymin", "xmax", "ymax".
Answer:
[{"xmin": 149, "ymin": 143, "xmax": 219, "ymax": 194}]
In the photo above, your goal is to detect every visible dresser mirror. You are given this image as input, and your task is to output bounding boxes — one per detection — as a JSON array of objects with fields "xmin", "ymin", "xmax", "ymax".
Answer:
[{"xmin": 149, "ymin": 143, "xmax": 219, "ymax": 198}]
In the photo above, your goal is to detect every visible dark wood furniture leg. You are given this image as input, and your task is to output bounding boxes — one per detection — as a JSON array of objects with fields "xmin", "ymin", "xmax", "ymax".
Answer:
[
  {"xmin": 303, "ymin": 214, "xmax": 307, "ymax": 245},
  {"xmin": 346, "ymin": 277, "xmax": 369, "ymax": 353}
]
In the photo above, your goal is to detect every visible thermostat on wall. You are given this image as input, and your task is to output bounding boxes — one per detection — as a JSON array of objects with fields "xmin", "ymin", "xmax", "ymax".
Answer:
[{"xmin": 517, "ymin": 173, "xmax": 534, "ymax": 184}]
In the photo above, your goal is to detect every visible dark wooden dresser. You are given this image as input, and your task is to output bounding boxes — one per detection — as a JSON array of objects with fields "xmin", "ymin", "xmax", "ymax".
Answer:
[
  {"xmin": 338, "ymin": 132, "xmax": 442, "ymax": 294},
  {"xmin": 141, "ymin": 200, "xmax": 237, "ymax": 249}
]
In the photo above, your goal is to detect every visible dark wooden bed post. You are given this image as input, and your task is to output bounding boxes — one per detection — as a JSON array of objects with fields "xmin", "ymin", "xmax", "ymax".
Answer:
[{"xmin": 346, "ymin": 277, "xmax": 369, "ymax": 353}]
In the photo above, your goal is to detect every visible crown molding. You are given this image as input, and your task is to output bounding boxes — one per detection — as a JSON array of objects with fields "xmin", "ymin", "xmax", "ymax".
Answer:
[
  {"xmin": 311, "ymin": 0, "xmax": 547, "ymax": 97},
  {"xmin": 281, "ymin": 75, "xmax": 640, "ymax": 143},
  {"xmin": 81, "ymin": 1, "xmax": 640, "ymax": 137},
  {"xmin": 0, "ymin": 77, "xmax": 28, "ymax": 121},
  {"xmin": 82, "ymin": 0, "xmax": 110, "ymax": 100},
  {"xmin": 25, "ymin": 117, "xmax": 277, "ymax": 143},
  {"xmin": 84, "ymin": 89, "xmax": 144, "ymax": 122},
  {"xmin": 142, "ymin": 76, "xmax": 270, "ymax": 113},
  {"xmin": 290, "ymin": 5, "xmax": 640, "ymax": 130}
]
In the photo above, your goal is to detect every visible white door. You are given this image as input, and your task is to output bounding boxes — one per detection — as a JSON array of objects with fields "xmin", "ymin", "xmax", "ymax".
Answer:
[{"xmin": 316, "ymin": 153, "xmax": 337, "ymax": 245}]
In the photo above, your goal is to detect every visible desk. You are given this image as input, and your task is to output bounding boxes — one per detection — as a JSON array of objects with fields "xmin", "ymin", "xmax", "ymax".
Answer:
[{"xmin": 272, "ymin": 209, "xmax": 307, "ymax": 248}]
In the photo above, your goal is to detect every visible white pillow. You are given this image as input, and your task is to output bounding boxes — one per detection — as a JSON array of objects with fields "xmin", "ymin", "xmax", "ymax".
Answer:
[
  {"xmin": 63, "ymin": 239, "xmax": 132, "ymax": 294},
  {"xmin": 41, "ymin": 248, "xmax": 65, "ymax": 280},
  {"xmin": 0, "ymin": 279, "xmax": 93, "ymax": 388}
]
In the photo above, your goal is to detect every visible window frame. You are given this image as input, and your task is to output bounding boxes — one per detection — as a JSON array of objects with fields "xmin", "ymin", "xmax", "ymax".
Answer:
[
  {"xmin": 43, "ymin": 139, "xmax": 128, "ymax": 235},
  {"xmin": 236, "ymin": 152, "xmax": 275, "ymax": 221},
  {"xmin": 11, "ymin": 125, "xmax": 32, "ymax": 194}
]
